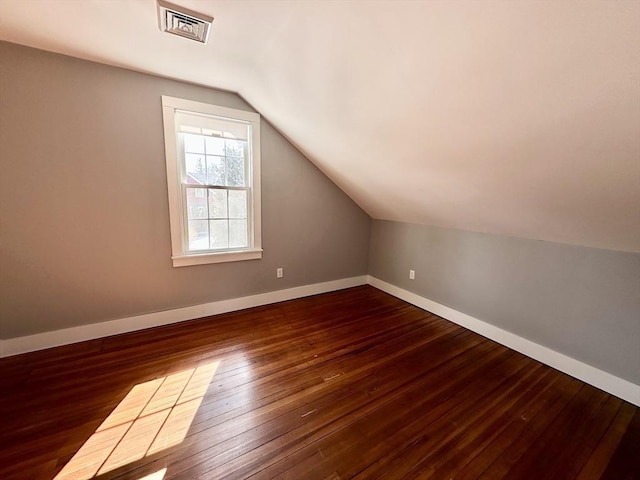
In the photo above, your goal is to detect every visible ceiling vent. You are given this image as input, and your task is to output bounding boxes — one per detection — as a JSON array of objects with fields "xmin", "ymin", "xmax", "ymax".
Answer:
[{"xmin": 157, "ymin": 0, "xmax": 213, "ymax": 44}]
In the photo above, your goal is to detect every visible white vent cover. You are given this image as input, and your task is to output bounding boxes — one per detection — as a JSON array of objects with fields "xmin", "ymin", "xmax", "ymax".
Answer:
[{"xmin": 157, "ymin": 0, "xmax": 213, "ymax": 44}]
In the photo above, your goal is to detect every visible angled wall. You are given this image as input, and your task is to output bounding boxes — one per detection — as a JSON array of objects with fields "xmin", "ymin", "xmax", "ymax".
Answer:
[
  {"xmin": 369, "ymin": 220, "xmax": 640, "ymax": 385},
  {"xmin": 0, "ymin": 42, "xmax": 371, "ymax": 339}
]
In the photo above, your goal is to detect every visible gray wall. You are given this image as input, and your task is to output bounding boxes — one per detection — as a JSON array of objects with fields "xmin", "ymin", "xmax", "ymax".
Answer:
[
  {"xmin": 369, "ymin": 220, "xmax": 640, "ymax": 384},
  {"xmin": 1, "ymin": 42, "xmax": 638, "ymax": 389},
  {"xmin": 0, "ymin": 42, "xmax": 371, "ymax": 338}
]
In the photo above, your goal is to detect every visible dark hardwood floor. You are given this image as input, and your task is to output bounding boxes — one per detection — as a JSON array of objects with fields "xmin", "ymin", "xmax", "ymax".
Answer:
[{"xmin": 1, "ymin": 286, "xmax": 638, "ymax": 480}]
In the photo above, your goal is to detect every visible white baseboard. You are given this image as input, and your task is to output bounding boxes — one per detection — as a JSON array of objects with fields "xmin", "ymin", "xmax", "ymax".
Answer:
[
  {"xmin": 367, "ymin": 275, "xmax": 640, "ymax": 407},
  {"xmin": 0, "ymin": 275, "xmax": 368, "ymax": 358},
  {"xmin": 3, "ymin": 274, "xmax": 637, "ymax": 407}
]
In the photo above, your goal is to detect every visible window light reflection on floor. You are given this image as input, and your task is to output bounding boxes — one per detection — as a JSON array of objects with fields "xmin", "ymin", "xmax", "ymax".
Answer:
[
  {"xmin": 54, "ymin": 361, "xmax": 220, "ymax": 480},
  {"xmin": 139, "ymin": 468, "xmax": 167, "ymax": 480}
]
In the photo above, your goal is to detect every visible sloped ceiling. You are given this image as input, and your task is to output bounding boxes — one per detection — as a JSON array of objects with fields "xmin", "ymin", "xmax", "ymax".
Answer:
[{"xmin": 1, "ymin": 0, "xmax": 638, "ymax": 252}]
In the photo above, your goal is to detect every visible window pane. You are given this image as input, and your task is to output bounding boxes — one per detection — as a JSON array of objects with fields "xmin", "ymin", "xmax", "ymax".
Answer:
[
  {"xmin": 208, "ymin": 189, "xmax": 227, "ymax": 219},
  {"xmin": 185, "ymin": 154, "xmax": 206, "ymax": 185},
  {"xmin": 183, "ymin": 133, "xmax": 205, "ymax": 154},
  {"xmin": 210, "ymin": 220, "xmax": 229, "ymax": 249},
  {"xmin": 188, "ymin": 220, "xmax": 209, "ymax": 251},
  {"xmin": 175, "ymin": 111, "xmax": 249, "ymax": 141},
  {"xmin": 224, "ymin": 123, "xmax": 249, "ymax": 141},
  {"xmin": 229, "ymin": 220, "xmax": 248, "ymax": 248},
  {"xmin": 206, "ymin": 156, "xmax": 225, "ymax": 186},
  {"xmin": 205, "ymin": 136, "xmax": 225, "ymax": 156},
  {"xmin": 186, "ymin": 188, "xmax": 208, "ymax": 219},
  {"xmin": 225, "ymin": 140, "xmax": 245, "ymax": 186},
  {"xmin": 228, "ymin": 190, "xmax": 247, "ymax": 219}
]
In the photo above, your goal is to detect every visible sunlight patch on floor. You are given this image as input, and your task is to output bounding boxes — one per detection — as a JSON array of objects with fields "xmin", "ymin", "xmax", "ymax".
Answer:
[
  {"xmin": 54, "ymin": 361, "xmax": 219, "ymax": 480},
  {"xmin": 139, "ymin": 468, "xmax": 167, "ymax": 480}
]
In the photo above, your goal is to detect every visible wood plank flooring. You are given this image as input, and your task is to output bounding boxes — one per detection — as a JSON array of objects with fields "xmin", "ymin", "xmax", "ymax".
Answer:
[{"xmin": 0, "ymin": 286, "xmax": 638, "ymax": 480}]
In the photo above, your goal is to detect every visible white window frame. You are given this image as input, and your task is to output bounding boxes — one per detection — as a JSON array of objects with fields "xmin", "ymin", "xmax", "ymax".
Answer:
[{"xmin": 161, "ymin": 96, "xmax": 262, "ymax": 267}]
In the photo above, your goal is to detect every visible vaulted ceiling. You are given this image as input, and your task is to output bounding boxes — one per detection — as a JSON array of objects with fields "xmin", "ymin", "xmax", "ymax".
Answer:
[{"xmin": 1, "ymin": 0, "xmax": 638, "ymax": 252}]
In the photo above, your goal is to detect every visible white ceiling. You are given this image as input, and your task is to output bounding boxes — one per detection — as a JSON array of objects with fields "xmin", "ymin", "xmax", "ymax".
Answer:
[{"xmin": 1, "ymin": 0, "xmax": 639, "ymax": 252}]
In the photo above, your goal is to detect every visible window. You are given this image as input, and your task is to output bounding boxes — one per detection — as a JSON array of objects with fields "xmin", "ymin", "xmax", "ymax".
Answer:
[{"xmin": 161, "ymin": 96, "xmax": 262, "ymax": 267}]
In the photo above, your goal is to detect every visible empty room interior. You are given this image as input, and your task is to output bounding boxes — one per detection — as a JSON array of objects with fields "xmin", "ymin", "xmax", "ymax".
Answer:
[{"xmin": 1, "ymin": 1, "xmax": 639, "ymax": 479}]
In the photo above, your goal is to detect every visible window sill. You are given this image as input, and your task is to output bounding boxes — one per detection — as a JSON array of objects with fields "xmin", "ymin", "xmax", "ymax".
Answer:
[{"xmin": 172, "ymin": 249, "xmax": 263, "ymax": 267}]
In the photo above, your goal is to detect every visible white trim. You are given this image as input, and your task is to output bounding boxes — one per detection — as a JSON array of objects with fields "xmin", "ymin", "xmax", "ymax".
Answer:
[
  {"xmin": 172, "ymin": 249, "xmax": 263, "ymax": 267},
  {"xmin": 162, "ymin": 97, "xmax": 260, "ymax": 124},
  {"xmin": 0, "ymin": 276, "xmax": 367, "ymax": 358},
  {"xmin": 366, "ymin": 275, "xmax": 640, "ymax": 406},
  {"xmin": 4, "ymin": 273, "xmax": 636, "ymax": 406}
]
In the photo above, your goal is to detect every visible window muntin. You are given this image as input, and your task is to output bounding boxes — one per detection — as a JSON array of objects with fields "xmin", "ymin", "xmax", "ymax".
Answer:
[{"xmin": 162, "ymin": 97, "xmax": 261, "ymax": 267}]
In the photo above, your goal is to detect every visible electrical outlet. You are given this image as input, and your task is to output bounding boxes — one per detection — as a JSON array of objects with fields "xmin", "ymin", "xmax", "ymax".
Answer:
[
  {"xmin": 409, "ymin": 269, "xmax": 415, "ymax": 280},
  {"xmin": 277, "ymin": 267, "xmax": 284, "ymax": 278}
]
